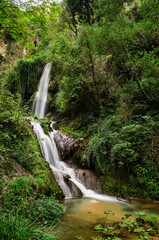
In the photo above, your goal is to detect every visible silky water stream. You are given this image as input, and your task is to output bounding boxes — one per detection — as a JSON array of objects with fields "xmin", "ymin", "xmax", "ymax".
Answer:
[{"xmin": 32, "ymin": 64, "xmax": 159, "ymax": 240}]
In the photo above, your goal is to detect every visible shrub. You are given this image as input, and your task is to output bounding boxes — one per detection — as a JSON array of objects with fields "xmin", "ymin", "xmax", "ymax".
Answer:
[
  {"xmin": 22, "ymin": 195, "xmax": 66, "ymax": 224},
  {"xmin": 2, "ymin": 177, "xmax": 35, "ymax": 209},
  {"xmin": 85, "ymin": 115, "xmax": 159, "ymax": 198}
]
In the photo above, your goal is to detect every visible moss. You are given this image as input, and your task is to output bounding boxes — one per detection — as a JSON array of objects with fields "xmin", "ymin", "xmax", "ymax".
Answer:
[
  {"xmin": 59, "ymin": 126, "xmax": 86, "ymax": 140},
  {"xmin": 53, "ymin": 115, "xmax": 88, "ymax": 139},
  {"xmin": 39, "ymin": 119, "xmax": 50, "ymax": 136}
]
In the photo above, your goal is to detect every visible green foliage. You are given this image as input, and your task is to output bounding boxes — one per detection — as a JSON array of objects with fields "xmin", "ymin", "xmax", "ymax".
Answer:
[
  {"xmin": 51, "ymin": 30, "xmax": 97, "ymax": 115},
  {"xmin": 85, "ymin": 114, "xmax": 159, "ymax": 198},
  {"xmin": 94, "ymin": 210, "xmax": 159, "ymax": 240},
  {"xmin": 0, "ymin": 0, "xmax": 34, "ymax": 46},
  {"xmin": 0, "ymin": 82, "xmax": 65, "ymax": 238},
  {"xmin": 59, "ymin": 126, "xmax": 86, "ymax": 139},
  {"xmin": 5, "ymin": 56, "xmax": 46, "ymax": 101},
  {"xmin": 0, "ymin": 0, "xmax": 60, "ymax": 49},
  {"xmin": 39, "ymin": 119, "xmax": 50, "ymax": 136},
  {"xmin": 65, "ymin": 0, "xmax": 94, "ymax": 25},
  {"xmin": 94, "ymin": 0, "xmax": 126, "ymax": 22},
  {"xmin": 0, "ymin": 81, "xmax": 63, "ymax": 202},
  {"xmin": 0, "ymin": 212, "xmax": 59, "ymax": 240},
  {"xmin": 2, "ymin": 176, "xmax": 35, "ymax": 208},
  {"xmin": 22, "ymin": 195, "xmax": 66, "ymax": 224},
  {"xmin": 1, "ymin": 0, "xmax": 159, "ymax": 209}
]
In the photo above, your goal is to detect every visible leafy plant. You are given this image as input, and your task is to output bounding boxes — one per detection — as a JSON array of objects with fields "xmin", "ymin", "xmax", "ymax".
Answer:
[
  {"xmin": 94, "ymin": 211, "xmax": 159, "ymax": 240},
  {"xmin": 22, "ymin": 195, "xmax": 66, "ymax": 224}
]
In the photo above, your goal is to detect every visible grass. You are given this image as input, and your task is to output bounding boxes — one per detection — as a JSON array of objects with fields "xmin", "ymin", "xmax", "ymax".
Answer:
[
  {"xmin": 59, "ymin": 126, "xmax": 86, "ymax": 140},
  {"xmin": 0, "ymin": 212, "xmax": 59, "ymax": 240}
]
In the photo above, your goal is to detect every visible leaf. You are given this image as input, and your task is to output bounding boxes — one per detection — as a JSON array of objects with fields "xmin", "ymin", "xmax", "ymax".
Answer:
[
  {"xmin": 134, "ymin": 211, "xmax": 146, "ymax": 216},
  {"xmin": 125, "ymin": 214, "xmax": 132, "ymax": 219},
  {"xmin": 134, "ymin": 227, "xmax": 144, "ymax": 233},
  {"xmin": 104, "ymin": 210, "xmax": 115, "ymax": 215},
  {"xmin": 97, "ymin": 217, "xmax": 104, "ymax": 220},
  {"xmin": 94, "ymin": 224, "xmax": 103, "ymax": 231},
  {"xmin": 120, "ymin": 223, "xmax": 128, "ymax": 228}
]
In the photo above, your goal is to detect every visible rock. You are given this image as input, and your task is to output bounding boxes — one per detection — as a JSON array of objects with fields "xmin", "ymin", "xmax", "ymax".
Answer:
[
  {"xmin": 53, "ymin": 130, "xmax": 80, "ymax": 161},
  {"xmin": 75, "ymin": 169, "xmax": 102, "ymax": 193},
  {"xmin": 67, "ymin": 181, "xmax": 83, "ymax": 197},
  {"xmin": 53, "ymin": 129, "xmax": 102, "ymax": 195},
  {"xmin": 64, "ymin": 174, "xmax": 71, "ymax": 182}
]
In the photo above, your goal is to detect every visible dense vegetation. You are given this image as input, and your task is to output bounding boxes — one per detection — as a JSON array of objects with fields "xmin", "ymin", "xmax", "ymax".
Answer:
[
  {"xmin": 0, "ymin": 80, "xmax": 65, "ymax": 239},
  {"xmin": 47, "ymin": 0, "xmax": 159, "ymax": 200},
  {"xmin": 0, "ymin": 1, "xmax": 65, "ymax": 239},
  {"xmin": 0, "ymin": 0, "xmax": 159, "ymax": 238}
]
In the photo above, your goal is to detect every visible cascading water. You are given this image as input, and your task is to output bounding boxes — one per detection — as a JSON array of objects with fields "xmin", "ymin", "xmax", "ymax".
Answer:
[
  {"xmin": 32, "ymin": 63, "xmax": 52, "ymax": 119},
  {"xmin": 31, "ymin": 120, "xmax": 72, "ymax": 198},
  {"xmin": 31, "ymin": 63, "xmax": 119, "ymax": 202}
]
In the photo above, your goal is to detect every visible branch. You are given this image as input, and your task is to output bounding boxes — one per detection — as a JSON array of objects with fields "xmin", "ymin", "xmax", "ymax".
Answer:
[
  {"xmin": 132, "ymin": 71, "xmax": 151, "ymax": 103},
  {"xmin": 61, "ymin": 12, "xmax": 77, "ymax": 35}
]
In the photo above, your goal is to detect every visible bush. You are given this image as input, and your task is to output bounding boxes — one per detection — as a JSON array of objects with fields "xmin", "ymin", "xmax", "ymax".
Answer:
[
  {"xmin": 85, "ymin": 115, "xmax": 159, "ymax": 198},
  {"xmin": 2, "ymin": 177, "xmax": 35, "ymax": 209},
  {"xmin": 23, "ymin": 195, "xmax": 66, "ymax": 224},
  {"xmin": 5, "ymin": 56, "xmax": 46, "ymax": 102}
]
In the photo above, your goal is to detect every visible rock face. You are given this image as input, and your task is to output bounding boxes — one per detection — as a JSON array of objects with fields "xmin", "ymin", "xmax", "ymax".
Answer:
[
  {"xmin": 67, "ymin": 181, "xmax": 83, "ymax": 197},
  {"xmin": 53, "ymin": 130, "xmax": 80, "ymax": 162},
  {"xmin": 63, "ymin": 169, "xmax": 102, "ymax": 196},
  {"xmin": 53, "ymin": 130, "xmax": 102, "ymax": 195},
  {"xmin": 75, "ymin": 169, "xmax": 102, "ymax": 193}
]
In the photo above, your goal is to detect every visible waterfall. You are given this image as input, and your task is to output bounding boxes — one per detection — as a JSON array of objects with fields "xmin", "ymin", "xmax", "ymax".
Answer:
[
  {"xmin": 31, "ymin": 63, "xmax": 118, "ymax": 202},
  {"xmin": 32, "ymin": 63, "xmax": 52, "ymax": 119},
  {"xmin": 31, "ymin": 120, "xmax": 72, "ymax": 198}
]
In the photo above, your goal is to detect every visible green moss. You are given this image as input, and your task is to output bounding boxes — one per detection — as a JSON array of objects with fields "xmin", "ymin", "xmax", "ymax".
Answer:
[
  {"xmin": 59, "ymin": 126, "xmax": 86, "ymax": 140},
  {"xmin": 39, "ymin": 119, "xmax": 50, "ymax": 136}
]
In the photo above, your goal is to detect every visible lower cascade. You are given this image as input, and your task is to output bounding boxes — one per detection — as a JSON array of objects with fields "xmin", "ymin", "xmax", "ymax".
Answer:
[
  {"xmin": 31, "ymin": 63, "xmax": 119, "ymax": 202},
  {"xmin": 31, "ymin": 120, "xmax": 118, "ymax": 202}
]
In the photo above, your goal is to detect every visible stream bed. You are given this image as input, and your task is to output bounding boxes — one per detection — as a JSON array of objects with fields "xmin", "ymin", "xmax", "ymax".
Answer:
[{"xmin": 56, "ymin": 198, "xmax": 159, "ymax": 240}]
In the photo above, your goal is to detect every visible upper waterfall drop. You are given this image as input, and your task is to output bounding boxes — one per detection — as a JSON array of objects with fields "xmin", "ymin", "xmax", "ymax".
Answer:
[{"xmin": 32, "ymin": 63, "xmax": 52, "ymax": 119}]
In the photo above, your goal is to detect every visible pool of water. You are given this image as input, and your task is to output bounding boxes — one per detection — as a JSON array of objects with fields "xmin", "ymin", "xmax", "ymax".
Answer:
[{"xmin": 56, "ymin": 197, "xmax": 159, "ymax": 240}]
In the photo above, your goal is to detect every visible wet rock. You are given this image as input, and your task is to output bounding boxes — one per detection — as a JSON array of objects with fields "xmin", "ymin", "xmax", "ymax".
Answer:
[
  {"xmin": 64, "ymin": 174, "xmax": 71, "ymax": 182},
  {"xmin": 53, "ymin": 129, "xmax": 102, "ymax": 195},
  {"xmin": 75, "ymin": 169, "xmax": 102, "ymax": 194},
  {"xmin": 67, "ymin": 181, "xmax": 83, "ymax": 197},
  {"xmin": 53, "ymin": 130, "xmax": 80, "ymax": 161}
]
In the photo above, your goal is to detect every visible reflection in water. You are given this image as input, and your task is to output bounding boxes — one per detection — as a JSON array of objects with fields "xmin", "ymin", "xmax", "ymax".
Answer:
[{"xmin": 57, "ymin": 198, "xmax": 159, "ymax": 240}]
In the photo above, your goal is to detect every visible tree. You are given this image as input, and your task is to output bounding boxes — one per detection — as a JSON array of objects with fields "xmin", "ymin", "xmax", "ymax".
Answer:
[
  {"xmin": 61, "ymin": 0, "xmax": 95, "ymax": 35},
  {"xmin": 0, "ymin": 0, "xmax": 57, "ymax": 48},
  {"xmin": 66, "ymin": 0, "xmax": 94, "ymax": 24}
]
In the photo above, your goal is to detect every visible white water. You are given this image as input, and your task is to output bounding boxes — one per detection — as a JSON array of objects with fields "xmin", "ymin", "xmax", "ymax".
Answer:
[
  {"xmin": 31, "ymin": 63, "xmax": 120, "ymax": 202},
  {"xmin": 31, "ymin": 120, "xmax": 72, "ymax": 198},
  {"xmin": 32, "ymin": 63, "xmax": 52, "ymax": 119},
  {"xmin": 31, "ymin": 120, "xmax": 118, "ymax": 202}
]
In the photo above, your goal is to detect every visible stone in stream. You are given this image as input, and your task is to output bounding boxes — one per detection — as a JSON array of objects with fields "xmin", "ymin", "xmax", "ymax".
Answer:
[{"xmin": 54, "ymin": 130, "xmax": 102, "ymax": 194}]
